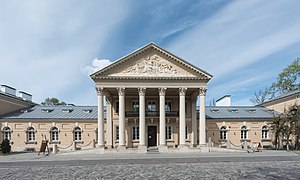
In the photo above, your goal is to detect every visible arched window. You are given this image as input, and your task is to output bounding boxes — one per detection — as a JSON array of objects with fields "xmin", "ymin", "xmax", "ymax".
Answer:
[
  {"xmin": 241, "ymin": 126, "xmax": 248, "ymax": 139},
  {"xmin": 262, "ymin": 126, "xmax": 269, "ymax": 139},
  {"xmin": 26, "ymin": 127, "xmax": 36, "ymax": 142},
  {"xmin": 220, "ymin": 126, "xmax": 227, "ymax": 140},
  {"xmin": 73, "ymin": 126, "xmax": 82, "ymax": 141},
  {"xmin": 50, "ymin": 127, "xmax": 59, "ymax": 142},
  {"xmin": 2, "ymin": 127, "xmax": 12, "ymax": 141}
]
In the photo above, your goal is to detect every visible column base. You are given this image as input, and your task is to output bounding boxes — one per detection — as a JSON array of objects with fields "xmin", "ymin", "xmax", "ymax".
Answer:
[
  {"xmin": 178, "ymin": 144, "xmax": 189, "ymax": 151},
  {"xmin": 138, "ymin": 145, "xmax": 147, "ymax": 153},
  {"xmin": 158, "ymin": 145, "xmax": 168, "ymax": 152},
  {"xmin": 117, "ymin": 145, "xmax": 126, "ymax": 151},
  {"xmin": 95, "ymin": 145, "xmax": 105, "ymax": 154},
  {"xmin": 197, "ymin": 144, "xmax": 207, "ymax": 148}
]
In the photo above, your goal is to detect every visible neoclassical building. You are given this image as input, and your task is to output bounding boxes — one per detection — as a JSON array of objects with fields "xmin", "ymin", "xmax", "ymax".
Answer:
[
  {"xmin": 90, "ymin": 43, "xmax": 212, "ymax": 151},
  {"xmin": 0, "ymin": 43, "xmax": 288, "ymax": 153}
]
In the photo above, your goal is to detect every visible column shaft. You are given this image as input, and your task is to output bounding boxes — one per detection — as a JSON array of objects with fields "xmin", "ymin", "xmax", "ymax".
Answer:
[
  {"xmin": 199, "ymin": 88, "xmax": 207, "ymax": 145},
  {"xmin": 106, "ymin": 97, "xmax": 112, "ymax": 148},
  {"xmin": 179, "ymin": 88, "xmax": 187, "ymax": 146},
  {"xmin": 191, "ymin": 97, "xmax": 197, "ymax": 146},
  {"xmin": 117, "ymin": 88, "xmax": 126, "ymax": 147},
  {"xmin": 159, "ymin": 88, "xmax": 167, "ymax": 146},
  {"xmin": 138, "ymin": 88, "xmax": 146, "ymax": 147},
  {"xmin": 96, "ymin": 87, "xmax": 104, "ymax": 147}
]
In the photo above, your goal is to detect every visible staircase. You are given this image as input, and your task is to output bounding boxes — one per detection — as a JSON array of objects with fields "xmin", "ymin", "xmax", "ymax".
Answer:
[{"xmin": 146, "ymin": 146, "xmax": 160, "ymax": 154}]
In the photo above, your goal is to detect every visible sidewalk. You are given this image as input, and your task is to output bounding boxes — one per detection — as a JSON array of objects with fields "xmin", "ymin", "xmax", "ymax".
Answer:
[{"xmin": 0, "ymin": 150, "xmax": 298, "ymax": 162}]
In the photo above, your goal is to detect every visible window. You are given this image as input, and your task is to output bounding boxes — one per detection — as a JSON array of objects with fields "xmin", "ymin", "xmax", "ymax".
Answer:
[
  {"xmin": 26, "ymin": 127, "xmax": 36, "ymax": 142},
  {"xmin": 73, "ymin": 126, "xmax": 82, "ymax": 141},
  {"xmin": 165, "ymin": 125, "xmax": 172, "ymax": 140},
  {"xmin": 50, "ymin": 127, "xmax": 59, "ymax": 142},
  {"xmin": 132, "ymin": 101, "xmax": 139, "ymax": 112},
  {"xmin": 165, "ymin": 101, "xmax": 172, "ymax": 112},
  {"xmin": 115, "ymin": 101, "xmax": 119, "ymax": 113},
  {"xmin": 147, "ymin": 101, "xmax": 156, "ymax": 111},
  {"xmin": 220, "ymin": 126, "xmax": 227, "ymax": 140},
  {"xmin": 262, "ymin": 126, "xmax": 269, "ymax": 139},
  {"xmin": 241, "ymin": 126, "xmax": 248, "ymax": 139},
  {"xmin": 132, "ymin": 126, "xmax": 139, "ymax": 140},
  {"xmin": 2, "ymin": 127, "xmax": 12, "ymax": 141},
  {"xmin": 116, "ymin": 126, "xmax": 119, "ymax": 141},
  {"xmin": 185, "ymin": 126, "xmax": 188, "ymax": 140}
]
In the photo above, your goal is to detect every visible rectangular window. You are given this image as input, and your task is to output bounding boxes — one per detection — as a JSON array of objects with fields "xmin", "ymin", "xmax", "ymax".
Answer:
[
  {"xmin": 116, "ymin": 126, "xmax": 119, "ymax": 141},
  {"xmin": 165, "ymin": 125, "xmax": 172, "ymax": 140},
  {"xmin": 165, "ymin": 101, "xmax": 172, "ymax": 112},
  {"xmin": 262, "ymin": 130, "xmax": 268, "ymax": 139},
  {"xmin": 147, "ymin": 101, "xmax": 156, "ymax": 111},
  {"xmin": 115, "ymin": 101, "xmax": 119, "ymax": 113},
  {"xmin": 132, "ymin": 126, "xmax": 139, "ymax": 140},
  {"xmin": 132, "ymin": 101, "xmax": 139, "ymax": 112},
  {"xmin": 241, "ymin": 130, "xmax": 248, "ymax": 139}
]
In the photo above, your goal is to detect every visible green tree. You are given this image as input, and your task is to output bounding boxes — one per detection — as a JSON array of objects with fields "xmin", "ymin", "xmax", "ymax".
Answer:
[
  {"xmin": 251, "ymin": 57, "xmax": 300, "ymax": 104},
  {"xmin": 41, "ymin": 98, "xmax": 66, "ymax": 106},
  {"xmin": 1, "ymin": 139, "xmax": 11, "ymax": 154}
]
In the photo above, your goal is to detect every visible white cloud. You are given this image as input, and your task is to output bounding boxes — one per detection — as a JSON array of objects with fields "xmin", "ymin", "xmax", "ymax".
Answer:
[
  {"xmin": 82, "ymin": 58, "xmax": 112, "ymax": 75},
  {"xmin": 0, "ymin": 1, "xmax": 128, "ymax": 104}
]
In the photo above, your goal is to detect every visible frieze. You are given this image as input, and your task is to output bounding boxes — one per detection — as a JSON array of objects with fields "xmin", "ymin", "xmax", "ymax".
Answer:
[{"xmin": 110, "ymin": 54, "xmax": 195, "ymax": 77}]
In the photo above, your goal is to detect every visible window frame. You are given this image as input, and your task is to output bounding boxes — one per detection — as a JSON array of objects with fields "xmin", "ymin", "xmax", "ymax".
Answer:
[
  {"xmin": 73, "ymin": 126, "xmax": 82, "ymax": 142},
  {"xmin": 26, "ymin": 126, "xmax": 36, "ymax": 143},
  {"xmin": 165, "ymin": 125, "xmax": 172, "ymax": 140},
  {"xmin": 220, "ymin": 126, "xmax": 227, "ymax": 140},
  {"xmin": 240, "ymin": 126, "xmax": 248, "ymax": 140},
  {"xmin": 261, "ymin": 126, "xmax": 269, "ymax": 139},
  {"xmin": 132, "ymin": 125, "xmax": 139, "ymax": 141},
  {"xmin": 50, "ymin": 126, "xmax": 59, "ymax": 142},
  {"xmin": 2, "ymin": 126, "xmax": 12, "ymax": 141}
]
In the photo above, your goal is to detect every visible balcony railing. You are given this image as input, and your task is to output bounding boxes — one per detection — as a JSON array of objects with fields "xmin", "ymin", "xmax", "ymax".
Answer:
[{"xmin": 125, "ymin": 111, "xmax": 179, "ymax": 117}]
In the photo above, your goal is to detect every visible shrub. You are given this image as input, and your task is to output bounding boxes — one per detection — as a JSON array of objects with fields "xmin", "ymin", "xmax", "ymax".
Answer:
[{"xmin": 1, "ymin": 139, "xmax": 11, "ymax": 154}]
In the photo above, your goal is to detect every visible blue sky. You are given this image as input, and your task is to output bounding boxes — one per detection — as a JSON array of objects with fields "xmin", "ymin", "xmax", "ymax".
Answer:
[{"xmin": 1, "ymin": 0, "xmax": 300, "ymax": 106}]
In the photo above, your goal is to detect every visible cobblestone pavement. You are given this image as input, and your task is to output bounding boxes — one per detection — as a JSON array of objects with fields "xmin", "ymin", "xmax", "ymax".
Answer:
[{"xmin": 0, "ymin": 151, "xmax": 299, "ymax": 179}]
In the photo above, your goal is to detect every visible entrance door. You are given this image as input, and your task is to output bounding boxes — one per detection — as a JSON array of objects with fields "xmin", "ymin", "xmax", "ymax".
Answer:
[{"xmin": 148, "ymin": 126, "xmax": 157, "ymax": 147}]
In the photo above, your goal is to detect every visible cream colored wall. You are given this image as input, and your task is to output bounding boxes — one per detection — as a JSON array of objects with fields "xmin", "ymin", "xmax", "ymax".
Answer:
[
  {"xmin": 206, "ymin": 119, "xmax": 273, "ymax": 148},
  {"xmin": 265, "ymin": 98, "xmax": 299, "ymax": 113},
  {"xmin": 1, "ymin": 120, "xmax": 98, "ymax": 152}
]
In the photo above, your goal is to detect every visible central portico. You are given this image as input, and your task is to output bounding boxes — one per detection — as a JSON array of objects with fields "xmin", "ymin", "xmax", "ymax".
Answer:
[{"xmin": 91, "ymin": 43, "xmax": 212, "ymax": 152}]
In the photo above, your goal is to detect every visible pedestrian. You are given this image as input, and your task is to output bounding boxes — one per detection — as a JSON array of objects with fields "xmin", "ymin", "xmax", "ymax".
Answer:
[{"xmin": 257, "ymin": 143, "xmax": 262, "ymax": 152}]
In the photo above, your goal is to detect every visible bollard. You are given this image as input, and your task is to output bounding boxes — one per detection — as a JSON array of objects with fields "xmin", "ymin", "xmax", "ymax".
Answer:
[
  {"xmin": 208, "ymin": 137, "xmax": 212, "ymax": 147},
  {"xmin": 92, "ymin": 139, "xmax": 96, "ymax": 148},
  {"xmin": 243, "ymin": 141, "xmax": 248, "ymax": 151},
  {"xmin": 72, "ymin": 141, "xmax": 77, "ymax": 151},
  {"xmin": 52, "ymin": 144, "xmax": 58, "ymax": 154}
]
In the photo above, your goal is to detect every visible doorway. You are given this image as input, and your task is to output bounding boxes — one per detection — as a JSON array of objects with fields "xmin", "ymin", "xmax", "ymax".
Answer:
[{"xmin": 147, "ymin": 126, "xmax": 157, "ymax": 147}]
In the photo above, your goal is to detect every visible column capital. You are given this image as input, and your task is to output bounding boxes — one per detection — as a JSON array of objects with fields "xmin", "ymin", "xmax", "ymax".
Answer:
[
  {"xmin": 199, "ymin": 87, "xmax": 207, "ymax": 96},
  {"xmin": 96, "ymin": 87, "xmax": 104, "ymax": 96},
  {"xmin": 179, "ymin": 87, "xmax": 187, "ymax": 96},
  {"xmin": 117, "ymin": 87, "xmax": 125, "ymax": 96},
  {"xmin": 158, "ymin": 88, "xmax": 167, "ymax": 96},
  {"xmin": 138, "ymin": 87, "xmax": 146, "ymax": 96}
]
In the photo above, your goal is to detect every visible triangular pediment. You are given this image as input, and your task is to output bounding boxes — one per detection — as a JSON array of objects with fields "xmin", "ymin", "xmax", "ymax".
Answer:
[{"xmin": 91, "ymin": 43, "xmax": 212, "ymax": 80}]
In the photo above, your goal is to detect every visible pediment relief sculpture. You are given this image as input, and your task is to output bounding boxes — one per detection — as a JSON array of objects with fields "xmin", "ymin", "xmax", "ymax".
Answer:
[{"xmin": 109, "ymin": 54, "xmax": 196, "ymax": 77}]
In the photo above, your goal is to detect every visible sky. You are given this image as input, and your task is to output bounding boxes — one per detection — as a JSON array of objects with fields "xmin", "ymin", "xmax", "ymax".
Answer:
[{"xmin": 1, "ymin": 0, "xmax": 300, "ymax": 106}]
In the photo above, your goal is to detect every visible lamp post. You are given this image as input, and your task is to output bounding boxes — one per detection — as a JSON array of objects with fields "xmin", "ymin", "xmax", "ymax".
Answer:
[{"xmin": 290, "ymin": 106, "xmax": 299, "ymax": 150}]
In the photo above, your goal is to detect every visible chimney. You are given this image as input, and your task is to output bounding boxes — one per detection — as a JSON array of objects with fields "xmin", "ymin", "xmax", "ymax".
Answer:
[
  {"xmin": 216, "ymin": 95, "xmax": 231, "ymax": 106},
  {"xmin": 19, "ymin": 91, "xmax": 32, "ymax": 101},
  {"xmin": 1, "ymin": 85, "xmax": 16, "ymax": 96}
]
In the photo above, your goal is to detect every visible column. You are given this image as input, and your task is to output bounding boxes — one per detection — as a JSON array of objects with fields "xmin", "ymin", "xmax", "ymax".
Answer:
[
  {"xmin": 191, "ymin": 97, "xmax": 197, "ymax": 147},
  {"xmin": 96, "ymin": 87, "xmax": 104, "ymax": 147},
  {"xmin": 159, "ymin": 88, "xmax": 167, "ymax": 149},
  {"xmin": 179, "ymin": 87, "xmax": 187, "ymax": 148},
  {"xmin": 106, "ymin": 96, "xmax": 113, "ymax": 148},
  {"xmin": 138, "ymin": 87, "xmax": 146, "ymax": 149},
  {"xmin": 117, "ymin": 87, "xmax": 126, "ymax": 149},
  {"xmin": 199, "ymin": 87, "xmax": 207, "ymax": 146}
]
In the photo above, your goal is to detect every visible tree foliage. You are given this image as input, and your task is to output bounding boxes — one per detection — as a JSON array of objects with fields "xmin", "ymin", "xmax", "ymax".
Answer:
[
  {"xmin": 251, "ymin": 57, "xmax": 300, "ymax": 104},
  {"xmin": 41, "ymin": 98, "xmax": 66, "ymax": 106},
  {"xmin": 1, "ymin": 139, "xmax": 11, "ymax": 154},
  {"xmin": 270, "ymin": 104, "xmax": 300, "ymax": 150}
]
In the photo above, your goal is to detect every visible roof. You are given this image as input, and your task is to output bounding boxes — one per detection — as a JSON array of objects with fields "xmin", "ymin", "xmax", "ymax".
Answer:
[
  {"xmin": 258, "ymin": 90, "xmax": 300, "ymax": 107},
  {"xmin": 0, "ymin": 105, "xmax": 98, "ymax": 120},
  {"xmin": 205, "ymin": 106, "xmax": 278, "ymax": 119},
  {"xmin": 90, "ymin": 43, "xmax": 213, "ymax": 81},
  {"xmin": 1, "ymin": 105, "xmax": 277, "ymax": 120}
]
